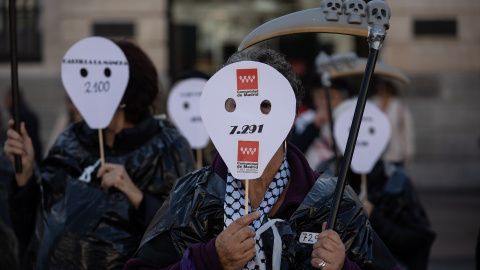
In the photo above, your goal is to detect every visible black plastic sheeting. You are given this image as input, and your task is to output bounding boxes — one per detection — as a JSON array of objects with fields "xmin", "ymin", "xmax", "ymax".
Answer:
[
  {"xmin": 348, "ymin": 160, "xmax": 436, "ymax": 270},
  {"xmin": 11, "ymin": 118, "xmax": 195, "ymax": 270},
  {"xmin": 139, "ymin": 168, "xmax": 397, "ymax": 269}
]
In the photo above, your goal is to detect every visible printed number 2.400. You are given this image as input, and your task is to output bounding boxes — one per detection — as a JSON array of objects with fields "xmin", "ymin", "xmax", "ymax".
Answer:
[{"xmin": 230, "ymin": 124, "xmax": 264, "ymax": 135}]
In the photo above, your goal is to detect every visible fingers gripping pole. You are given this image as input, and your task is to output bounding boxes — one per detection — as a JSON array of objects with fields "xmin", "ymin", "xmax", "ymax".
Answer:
[
  {"xmin": 326, "ymin": 0, "xmax": 390, "ymax": 230},
  {"xmin": 9, "ymin": 0, "xmax": 22, "ymax": 173}
]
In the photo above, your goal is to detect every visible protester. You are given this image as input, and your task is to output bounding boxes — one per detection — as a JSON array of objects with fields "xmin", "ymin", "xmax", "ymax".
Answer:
[
  {"xmin": 317, "ymin": 99, "xmax": 435, "ymax": 270},
  {"xmin": 371, "ymin": 79, "xmax": 415, "ymax": 166},
  {"xmin": 4, "ymin": 39, "xmax": 196, "ymax": 269},
  {"xmin": 290, "ymin": 79, "xmax": 351, "ymax": 170},
  {"xmin": 168, "ymin": 69, "xmax": 216, "ymax": 167},
  {"xmin": 125, "ymin": 48, "xmax": 400, "ymax": 270},
  {"xmin": 351, "ymin": 161, "xmax": 435, "ymax": 270}
]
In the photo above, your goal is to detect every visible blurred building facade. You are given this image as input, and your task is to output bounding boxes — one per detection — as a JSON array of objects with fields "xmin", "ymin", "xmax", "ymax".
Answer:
[{"xmin": 0, "ymin": 0, "xmax": 478, "ymax": 189}]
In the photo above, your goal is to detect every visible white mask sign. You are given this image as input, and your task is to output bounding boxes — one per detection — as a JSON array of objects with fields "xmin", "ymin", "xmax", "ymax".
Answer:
[
  {"xmin": 61, "ymin": 36, "xmax": 129, "ymax": 129},
  {"xmin": 200, "ymin": 61, "xmax": 296, "ymax": 180},
  {"xmin": 334, "ymin": 101, "xmax": 391, "ymax": 174},
  {"xmin": 167, "ymin": 78, "xmax": 210, "ymax": 149}
]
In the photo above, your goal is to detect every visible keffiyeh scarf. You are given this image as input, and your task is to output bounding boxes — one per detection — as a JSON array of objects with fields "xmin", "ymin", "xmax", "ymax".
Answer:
[{"xmin": 224, "ymin": 157, "xmax": 290, "ymax": 270}]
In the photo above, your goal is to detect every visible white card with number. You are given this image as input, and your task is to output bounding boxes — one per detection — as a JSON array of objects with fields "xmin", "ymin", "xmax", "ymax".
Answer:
[
  {"xmin": 61, "ymin": 36, "xmax": 129, "ymax": 129},
  {"xmin": 200, "ymin": 61, "xmax": 296, "ymax": 180},
  {"xmin": 334, "ymin": 100, "xmax": 391, "ymax": 174},
  {"xmin": 167, "ymin": 78, "xmax": 210, "ymax": 149}
]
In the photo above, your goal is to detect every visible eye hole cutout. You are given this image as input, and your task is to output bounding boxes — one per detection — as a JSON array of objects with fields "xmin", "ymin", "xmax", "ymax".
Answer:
[
  {"xmin": 260, "ymin": 100, "xmax": 271, "ymax": 115},
  {"xmin": 80, "ymin": 68, "xmax": 88, "ymax": 77},
  {"xmin": 369, "ymin": 127, "xmax": 375, "ymax": 135},
  {"xmin": 104, "ymin": 68, "xmax": 111, "ymax": 77},
  {"xmin": 225, "ymin": 98, "xmax": 236, "ymax": 112},
  {"xmin": 327, "ymin": 2, "xmax": 332, "ymax": 7},
  {"xmin": 335, "ymin": 3, "xmax": 340, "ymax": 8},
  {"xmin": 349, "ymin": 3, "xmax": 355, "ymax": 8},
  {"xmin": 183, "ymin": 102, "xmax": 189, "ymax": 110},
  {"xmin": 358, "ymin": 4, "xmax": 364, "ymax": 9},
  {"xmin": 381, "ymin": 9, "xmax": 387, "ymax": 17}
]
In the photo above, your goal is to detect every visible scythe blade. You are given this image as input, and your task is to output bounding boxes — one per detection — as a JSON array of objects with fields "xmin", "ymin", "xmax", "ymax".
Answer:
[{"xmin": 238, "ymin": 7, "xmax": 369, "ymax": 51}]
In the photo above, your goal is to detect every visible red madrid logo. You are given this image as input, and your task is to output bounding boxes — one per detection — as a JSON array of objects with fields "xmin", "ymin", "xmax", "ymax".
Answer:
[
  {"xmin": 237, "ymin": 140, "xmax": 259, "ymax": 162},
  {"xmin": 236, "ymin": 69, "xmax": 258, "ymax": 90}
]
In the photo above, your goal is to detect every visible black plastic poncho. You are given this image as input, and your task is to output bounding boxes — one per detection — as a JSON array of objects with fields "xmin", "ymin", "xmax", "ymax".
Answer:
[
  {"xmin": 9, "ymin": 114, "xmax": 195, "ymax": 270},
  {"xmin": 137, "ymin": 160, "xmax": 397, "ymax": 269}
]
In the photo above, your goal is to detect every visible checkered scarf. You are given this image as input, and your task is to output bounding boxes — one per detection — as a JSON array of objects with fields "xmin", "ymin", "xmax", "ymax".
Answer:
[{"xmin": 224, "ymin": 157, "xmax": 290, "ymax": 270}]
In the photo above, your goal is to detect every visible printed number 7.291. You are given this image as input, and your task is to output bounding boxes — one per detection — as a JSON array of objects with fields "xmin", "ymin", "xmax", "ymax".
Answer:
[{"xmin": 230, "ymin": 124, "xmax": 264, "ymax": 135}]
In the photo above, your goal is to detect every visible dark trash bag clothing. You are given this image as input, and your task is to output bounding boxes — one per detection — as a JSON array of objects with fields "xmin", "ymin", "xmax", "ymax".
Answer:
[
  {"xmin": 127, "ymin": 143, "xmax": 399, "ymax": 270},
  {"xmin": 347, "ymin": 160, "xmax": 436, "ymax": 270},
  {"xmin": 9, "ymin": 113, "xmax": 196, "ymax": 270}
]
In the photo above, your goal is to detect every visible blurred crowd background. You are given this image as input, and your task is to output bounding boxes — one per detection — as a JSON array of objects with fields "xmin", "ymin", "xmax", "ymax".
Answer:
[{"xmin": 0, "ymin": 0, "xmax": 478, "ymax": 269}]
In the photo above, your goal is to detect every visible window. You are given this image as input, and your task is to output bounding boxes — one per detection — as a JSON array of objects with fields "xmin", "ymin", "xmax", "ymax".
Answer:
[
  {"xmin": 0, "ymin": 0, "xmax": 42, "ymax": 62},
  {"xmin": 414, "ymin": 19, "xmax": 457, "ymax": 37},
  {"xmin": 93, "ymin": 22, "xmax": 135, "ymax": 38}
]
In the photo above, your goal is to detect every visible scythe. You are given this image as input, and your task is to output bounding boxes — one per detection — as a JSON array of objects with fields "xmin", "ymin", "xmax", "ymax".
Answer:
[{"xmin": 238, "ymin": 0, "xmax": 391, "ymax": 230}]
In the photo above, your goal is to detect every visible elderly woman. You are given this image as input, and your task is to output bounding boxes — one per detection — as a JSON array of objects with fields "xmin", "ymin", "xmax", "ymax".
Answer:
[
  {"xmin": 4, "ymin": 40, "xmax": 195, "ymax": 269},
  {"xmin": 125, "ymin": 48, "xmax": 400, "ymax": 270}
]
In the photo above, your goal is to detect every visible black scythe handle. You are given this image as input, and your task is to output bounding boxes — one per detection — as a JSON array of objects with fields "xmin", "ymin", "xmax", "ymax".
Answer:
[
  {"xmin": 326, "ymin": 47, "xmax": 379, "ymax": 230},
  {"xmin": 9, "ymin": 0, "xmax": 22, "ymax": 173}
]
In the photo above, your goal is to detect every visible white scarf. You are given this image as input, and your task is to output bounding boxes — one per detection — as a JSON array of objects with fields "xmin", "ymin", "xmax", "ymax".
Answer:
[{"xmin": 224, "ymin": 157, "xmax": 290, "ymax": 270}]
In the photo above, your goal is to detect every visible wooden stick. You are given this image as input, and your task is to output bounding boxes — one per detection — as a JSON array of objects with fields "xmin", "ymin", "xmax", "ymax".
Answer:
[
  {"xmin": 196, "ymin": 149, "xmax": 202, "ymax": 169},
  {"xmin": 245, "ymin": 180, "xmax": 249, "ymax": 215},
  {"xmin": 98, "ymin": 129, "xmax": 105, "ymax": 166},
  {"xmin": 361, "ymin": 173, "xmax": 368, "ymax": 203}
]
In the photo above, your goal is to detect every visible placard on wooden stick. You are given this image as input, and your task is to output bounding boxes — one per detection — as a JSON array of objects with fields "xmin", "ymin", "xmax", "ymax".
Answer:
[
  {"xmin": 334, "ymin": 100, "xmax": 391, "ymax": 201},
  {"xmin": 167, "ymin": 78, "xmax": 210, "ymax": 168},
  {"xmin": 61, "ymin": 37, "xmax": 129, "ymax": 164},
  {"xmin": 334, "ymin": 100, "xmax": 391, "ymax": 175},
  {"xmin": 200, "ymin": 61, "xmax": 296, "ymax": 213}
]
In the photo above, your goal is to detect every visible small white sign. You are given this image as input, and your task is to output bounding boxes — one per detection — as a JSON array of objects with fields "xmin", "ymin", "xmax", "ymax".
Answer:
[
  {"xmin": 200, "ymin": 61, "xmax": 296, "ymax": 180},
  {"xmin": 61, "ymin": 37, "xmax": 129, "ymax": 129},
  {"xmin": 334, "ymin": 100, "xmax": 391, "ymax": 174},
  {"xmin": 167, "ymin": 78, "xmax": 210, "ymax": 149},
  {"xmin": 299, "ymin": 232, "xmax": 319, "ymax": 244}
]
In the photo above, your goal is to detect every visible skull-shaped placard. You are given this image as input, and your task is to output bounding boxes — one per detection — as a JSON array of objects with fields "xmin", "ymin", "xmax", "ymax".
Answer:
[
  {"xmin": 333, "ymin": 100, "xmax": 391, "ymax": 174},
  {"xmin": 61, "ymin": 37, "xmax": 129, "ymax": 129},
  {"xmin": 167, "ymin": 78, "xmax": 210, "ymax": 149},
  {"xmin": 200, "ymin": 61, "xmax": 296, "ymax": 180}
]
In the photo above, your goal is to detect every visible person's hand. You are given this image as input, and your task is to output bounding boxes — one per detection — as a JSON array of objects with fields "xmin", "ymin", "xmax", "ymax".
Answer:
[
  {"xmin": 314, "ymin": 108, "xmax": 329, "ymax": 128},
  {"xmin": 3, "ymin": 120, "xmax": 34, "ymax": 186},
  {"xmin": 311, "ymin": 222, "xmax": 345, "ymax": 270},
  {"xmin": 363, "ymin": 200, "xmax": 374, "ymax": 218},
  {"xmin": 215, "ymin": 211, "xmax": 260, "ymax": 270},
  {"xmin": 97, "ymin": 163, "xmax": 143, "ymax": 209}
]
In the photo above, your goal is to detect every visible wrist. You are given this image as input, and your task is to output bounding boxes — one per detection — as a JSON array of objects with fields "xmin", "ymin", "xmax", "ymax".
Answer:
[
  {"xmin": 15, "ymin": 168, "xmax": 34, "ymax": 187},
  {"xmin": 129, "ymin": 188, "xmax": 143, "ymax": 209}
]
